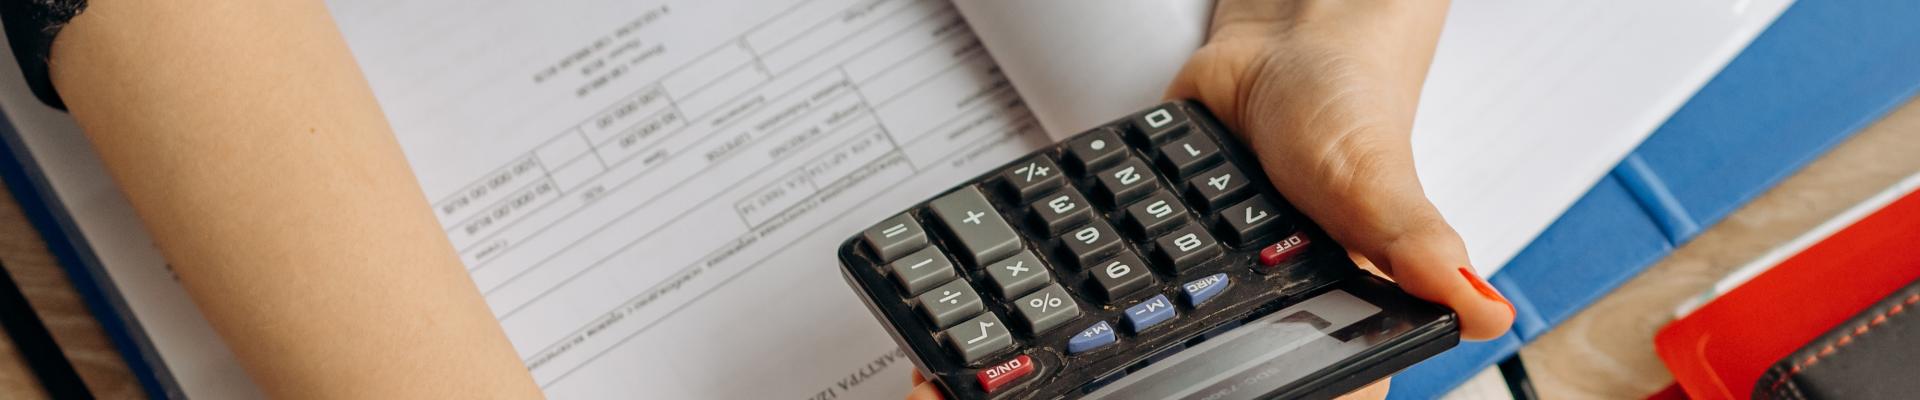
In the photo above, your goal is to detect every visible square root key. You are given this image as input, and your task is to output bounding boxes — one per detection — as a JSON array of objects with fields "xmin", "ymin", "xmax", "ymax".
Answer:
[{"xmin": 945, "ymin": 313, "xmax": 1014, "ymax": 364}]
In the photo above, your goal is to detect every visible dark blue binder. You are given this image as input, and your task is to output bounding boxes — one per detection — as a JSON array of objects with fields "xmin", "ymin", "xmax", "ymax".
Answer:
[{"xmin": 1392, "ymin": 0, "xmax": 1920, "ymax": 397}]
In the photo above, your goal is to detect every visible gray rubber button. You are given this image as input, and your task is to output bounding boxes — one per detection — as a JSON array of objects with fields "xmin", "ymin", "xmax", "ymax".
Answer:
[
  {"xmin": 1059, "ymin": 218, "xmax": 1123, "ymax": 269},
  {"xmin": 1012, "ymin": 283, "xmax": 1081, "ymax": 334},
  {"xmin": 1153, "ymin": 223, "xmax": 1223, "ymax": 274},
  {"xmin": 888, "ymin": 247, "xmax": 957, "ymax": 296},
  {"xmin": 1028, "ymin": 187, "xmax": 1092, "ymax": 236},
  {"xmin": 1095, "ymin": 158, "xmax": 1160, "ymax": 207},
  {"xmin": 929, "ymin": 187, "xmax": 1022, "ymax": 265},
  {"xmin": 1131, "ymin": 104, "xmax": 1193, "ymax": 144},
  {"xmin": 998, "ymin": 155, "xmax": 1065, "ymax": 201},
  {"xmin": 983, "ymin": 250, "xmax": 1051, "ymax": 298},
  {"xmin": 944, "ymin": 312, "xmax": 1014, "ymax": 364},
  {"xmin": 863, "ymin": 212, "xmax": 928, "ymax": 262},
  {"xmin": 1185, "ymin": 164, "xmax": 1252, "ymax": 212},
  {"xmin": 917, "ymin": 279, "xmax": 985, "ymax": 329},
  {"xmin": 1218, "ymin": 196, "xmax": 1287, "ymax": 246},
  {"xmin": 1123, "ymin": 190, "xmax": 1190, "ymax": 237},
  {"xmin": 1089, "ymin": 251, "xmax": 1155, "ymax": 303}
]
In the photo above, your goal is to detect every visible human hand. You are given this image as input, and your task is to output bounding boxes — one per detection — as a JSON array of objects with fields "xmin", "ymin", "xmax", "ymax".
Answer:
[
  {"xmin": 905, "ymin": 2, "xmax": 1511, "ymax": 398},
  {"xmin": 1168, "ymin": 0, "xmax": 1513, "ymax": 342},
  {"xmin": 1164, "ymin": 2, "xmax": 1514, "ymax": 398}
]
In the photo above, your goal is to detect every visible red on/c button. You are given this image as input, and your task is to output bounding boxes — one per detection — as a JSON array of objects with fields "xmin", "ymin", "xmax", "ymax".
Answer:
[{"xmin": 976, "ymin": 354, "xmax": 1033, "ymax": 392}]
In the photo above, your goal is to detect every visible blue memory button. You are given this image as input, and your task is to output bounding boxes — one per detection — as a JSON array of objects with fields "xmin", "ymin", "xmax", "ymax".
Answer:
[
  {"xmin": 1180, "ymin": 273, "xmax": 1230, "ymax": 306},
  {"xmin": 1124, "ymin": 294, "xmax": 1177, "ymax": 332},
  {"xmin": 1067, "ymin": 321, "xmax": 1116, "ymax": 354}
]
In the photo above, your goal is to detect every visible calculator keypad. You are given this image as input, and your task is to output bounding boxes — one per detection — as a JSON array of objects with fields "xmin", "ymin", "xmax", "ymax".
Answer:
[{"xmin": 844, "ymin": 101, "xmax": 1349, "ymax": 399}]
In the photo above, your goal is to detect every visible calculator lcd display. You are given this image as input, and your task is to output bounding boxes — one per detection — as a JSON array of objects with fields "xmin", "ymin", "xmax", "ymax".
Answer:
[{"xmin": 1083, "ymin": 289, "xmax": 1383, "ymax": 400}]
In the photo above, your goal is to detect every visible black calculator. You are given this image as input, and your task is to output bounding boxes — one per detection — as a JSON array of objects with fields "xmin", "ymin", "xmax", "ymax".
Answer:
[{"xmin": 838, "ymin": 101, "xmax": 1459, "ymax": 400}]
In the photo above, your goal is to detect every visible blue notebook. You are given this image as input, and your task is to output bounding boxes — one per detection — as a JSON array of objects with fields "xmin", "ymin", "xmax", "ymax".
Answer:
[{"xmin": 1392, "ymin": 0, "xmax": 1920, "ymax": 397}]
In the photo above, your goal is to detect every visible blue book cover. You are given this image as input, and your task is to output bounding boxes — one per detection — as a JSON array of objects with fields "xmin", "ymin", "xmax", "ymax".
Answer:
[{"xmin": 1393, "ymin": 0, "xmax": 1920, "ymax": 397}]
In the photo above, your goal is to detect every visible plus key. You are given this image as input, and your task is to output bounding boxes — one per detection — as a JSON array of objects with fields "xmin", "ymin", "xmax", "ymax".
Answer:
[{"xmin": 930, "ymin": 187, "xmax": 1023, "ymax": 265}]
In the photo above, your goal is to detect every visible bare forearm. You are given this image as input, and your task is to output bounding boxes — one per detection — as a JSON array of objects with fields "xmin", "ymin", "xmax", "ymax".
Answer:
[{"xmin": 51, "ymin": 0, "xmax": 539, "ymax": 397}]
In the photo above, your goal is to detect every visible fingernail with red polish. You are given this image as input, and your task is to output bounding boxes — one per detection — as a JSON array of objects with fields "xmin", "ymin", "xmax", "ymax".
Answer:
[{"xmin": 1459, "ymin": 267, "xmax": 1514, "ymax": 317}]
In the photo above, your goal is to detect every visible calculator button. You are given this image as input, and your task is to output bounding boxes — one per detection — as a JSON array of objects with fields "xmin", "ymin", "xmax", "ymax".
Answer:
[
  {"xmin": 1066, "ymin": 321, "xmax": 1117, "ymax": 354},
  {"xmin": 1122, "ymin": 191, "xmax": 1190, "ymax": 237},
  {"xmin": 1180, "ymin": 273, "xmax": 1230, "ymax": 307},
  {"xmin": 1258, "ymin": 232, "xmax": 1313, "ymax": 267},
  {"xmin": 1123, "ymin": 294, "xmax": 1178, "ymax": 332},
  {"xmin": 983, "ymin": 251, "xmax": 1051, "ymax": 298},
  {"xmin": 1059, "ymin": 219, "xmax": 1123, "ymax": 268},
  {"xmin": 888, "ymin": 247, "xmax": 957, "ymax": 296},
  {"xmin": 1185, "ymin": 164, "xmax": 1253, "ymax": 212},
  {"xmin": 918, "ymin": 280, "xmax": 985, "ymax": 329},
  {"xmin": 1155, "ymin": 135, "xmax": 1222, "ymax": 178},
  {"xmin": 1094, "ymin": 158, "xmax": 1160, "ymax": 207},
  {"xmin": 998, "ymin": 156, "xmax": 1065, "ymax": 201},
  {"xmin": 945, "ymin": 313, "xmax": 1014, "ymax": 364},
  {"xmin": 1131, "ymin": 105, "xmax": 1191, "ymax": 144},
  {"xmin": 1218, "ymin": 196, "xmax": 1286, "ymax": 246},
  {"xmin": 1088, "ymin": 252, "xmax": 1155, "ymax": 302},
  {"xmin": 1152, "ymin": 224, "xmax": 1223, "ymax": 274},
  {"xmin": 976, "ymin": 354, "xmax": 1035, "ymax": 393},
  {"xmin": 1028, "ymin": 188, "xmax": 1093, "ymax": 236},
  {"xmin": 862, "ymin": 213, "xmax": 928, "ymax": 262},
  {"xmin": 1013, "ymin": 283, "xmax": 1081, "ymax": 334},
  {"xmin": 1063, "ymin": 128, "xmax": 1127, "ymax": 173},
  {"xmin": 929, "ymin": 187, "xmax": 1023, "ymax": 265}
]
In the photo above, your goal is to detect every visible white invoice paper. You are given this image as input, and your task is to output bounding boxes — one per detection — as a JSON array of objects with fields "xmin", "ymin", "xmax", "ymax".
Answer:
[{"xmin": 329, "ymin": 0, "xmax": 1044, "ymax": 397}]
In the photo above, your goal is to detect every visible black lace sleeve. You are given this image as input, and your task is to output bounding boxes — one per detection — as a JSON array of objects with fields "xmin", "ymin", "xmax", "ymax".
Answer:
[{"xmin": 1, "ymin": 0, "xmax": 88, "ymax": 109}]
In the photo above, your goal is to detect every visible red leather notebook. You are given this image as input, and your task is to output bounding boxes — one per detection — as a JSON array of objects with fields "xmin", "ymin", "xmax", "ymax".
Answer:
[{"xmin": 1654, "ymin": 174, "xmax": 1920, "ymax": 400}]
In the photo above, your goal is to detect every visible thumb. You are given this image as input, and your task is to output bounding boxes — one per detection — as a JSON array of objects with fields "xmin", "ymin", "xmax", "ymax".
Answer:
[
  {"xmin": 1167, "ymin": 48, "xmax": 1514, "ymax": 341},
  {"xmin": 1281, "ymin": 129, "xmax": 1514, "ymax": 341}
]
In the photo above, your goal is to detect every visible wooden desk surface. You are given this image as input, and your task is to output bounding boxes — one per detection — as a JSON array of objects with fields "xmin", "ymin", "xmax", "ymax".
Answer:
[{"xmin": 0, "ymin": 98, "xmax": 1915, "ymax": 399}]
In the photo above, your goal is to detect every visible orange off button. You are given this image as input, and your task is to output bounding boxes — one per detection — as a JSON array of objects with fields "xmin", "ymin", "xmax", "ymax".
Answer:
[{"xmin": 975, "ymin": 354, "xmax": 1033, "ymax": 392}]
